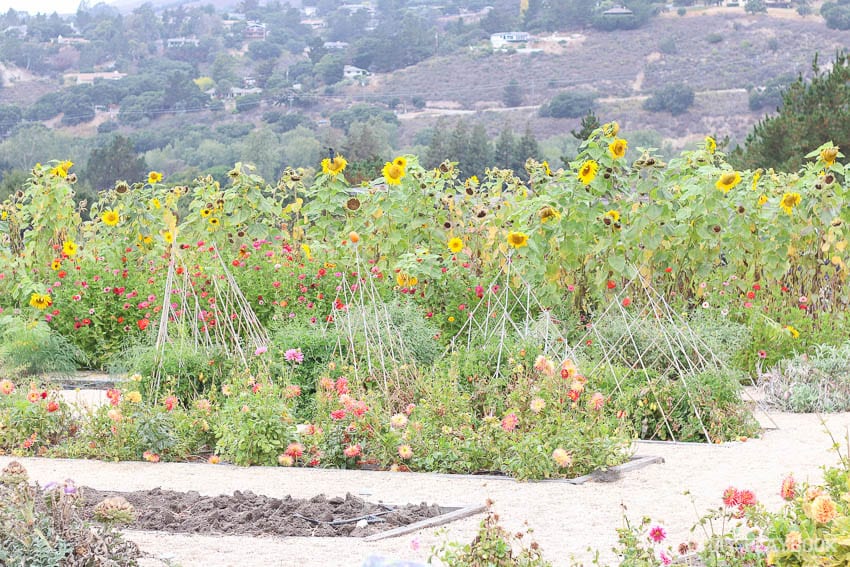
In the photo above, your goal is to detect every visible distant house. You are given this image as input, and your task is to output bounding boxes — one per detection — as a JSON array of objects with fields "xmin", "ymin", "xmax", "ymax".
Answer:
[
  {"xmin": 3, "ymin": 25, "xmax": 27, "ymax": 38},
  {"xmin": 764, "ymin": 0, "xmax": 791, "ymax": 6},
  {"xmin": 243, "ymin": 76, "xmax": 257, "ymax": 88},
  {"xmin": 324, "ymin": 41, "xmax": 349, "ymax": 50},
  {"xmin": 300, "ymin": 18, "xmax": 327, "ymax": 30},
  {"xmin": 166, "ymin": 37, "xmax": 200, "ymax": 48},
  {"xmin": 54, "ymin": 35, "xmax": 89, "ymax": 45},
  {"xmin": 344, "ymin": 65, "xmax": 370, "ymax": 79},
  {"xmin": 490, "ymin": 31, "xmax": 531, "ymax": 49},
  {"xmin": 602, "ymin": 6, "xmax": 634, "ymax": 16},
  {"xmin": 243, "ymin": 22, "xmax": 267, "ymax": 40},
  {"xmin": 63, "ymin": 71, "xmax": 126, "ymax": 86}
]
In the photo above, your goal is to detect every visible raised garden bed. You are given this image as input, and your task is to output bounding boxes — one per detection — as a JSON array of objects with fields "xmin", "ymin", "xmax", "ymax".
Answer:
[{"xmin": 79, "ymin": 487, "xmax": 484, "ymax": 539}]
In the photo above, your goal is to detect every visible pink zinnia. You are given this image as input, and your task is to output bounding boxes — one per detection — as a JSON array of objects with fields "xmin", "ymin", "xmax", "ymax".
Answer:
[
  {"xmin": 330, "ymin": 409, "xmax": 346, "ymax": 420},
  {"xmin": 648, "ymin": 525, "xmax": 666, "ymax": 543},
  {"xmin": 738, "ymin": 489, "xmax": 757, "ymax": 507},
  {"xmin": 501, "ymin": 412, "xmax": 519, "ymax": 432},
  {"xmin": 590, "ymin": 392, "xmax": 605, "ymax": 411},
  {"xmin": 659, "ymin": 551, "xmax": 671, "ymax": 566},
  {"xmin": 284, "ymin": 348, "xmax": 304, "ymax": 363},
  {"xmin": 254, "ymin": 345, "xmax": 268, "ymax": 356},
  {"xmin": 722, "ymin": 486, "xmax": 740, "ymax": 508},
  {"xmin": 284, "ymin": 442, "xmax": 304, "ymax": 458},
  {"xmin": 164, "ymin": 395, "xmax": 178, "ymax": 411},
  {"xmin": 343, "ymin": 444, "xmax": 361, "ymax": 458}
]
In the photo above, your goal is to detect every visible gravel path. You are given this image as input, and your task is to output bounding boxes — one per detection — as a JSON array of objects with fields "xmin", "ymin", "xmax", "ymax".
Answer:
[{"xmin": 2, "ymin": 411, "xmax": 847, "ymax": 567}]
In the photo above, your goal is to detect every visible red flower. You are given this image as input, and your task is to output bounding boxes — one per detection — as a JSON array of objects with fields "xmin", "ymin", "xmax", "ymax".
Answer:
[
  {"xmin": 746, "ymin": 291, "xmax": 755, "ymax": 299},
  {"xmin": 46, "ymin": 401, "xmax": 59, "ymax": 413},
  {"xmin": 622, "ymin": 297, "xmax": 631, "ymax": 307},
  {"xmin": 567, "ymin": 389, "xmax": 581, "ymax": 402},
  {"xmin": 137, "ymin": 319, "xmax": 150, "ymax": 331},
  {"xmin": 665, "ymin": 267, "xmax": 673, "ymax": 273},
  {"xmin": 722, "ymin": 487, "xmax": 740, "ymax": 507},
  {"xmin": 58, "ymin": 270, "xmax": 67, "ymax": 278},
  {"xmin": 738, "ymin": 489, "xmax": 757, "ymax": 507},
  {"xmin": 752, "ymin": 284, "xmax": 761, "ymax": 291},
  {"xmin": 330, "ymin": 409, "xmax": 346, "ymax": 420},
  {"xmin": 606, "ymin": 280, "xmax": 616, "ymax": 289}
]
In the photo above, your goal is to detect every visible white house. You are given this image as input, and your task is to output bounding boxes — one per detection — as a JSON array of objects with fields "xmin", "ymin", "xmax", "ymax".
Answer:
[
  {"xmin": 490, "ymin": 31, "xmax": 531, "ymax": 49},
  {"xmin": 344, "ymin": 65, "xmax": 370, "ymax": 79}
]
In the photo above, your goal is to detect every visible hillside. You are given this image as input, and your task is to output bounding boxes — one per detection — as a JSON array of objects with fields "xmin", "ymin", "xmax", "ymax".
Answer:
[{"xmin": 355, "ymin": 9, "xmax": 848, "ymax": 148}]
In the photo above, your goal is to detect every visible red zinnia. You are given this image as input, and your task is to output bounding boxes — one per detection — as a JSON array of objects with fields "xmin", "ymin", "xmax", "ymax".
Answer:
[
  {"xmin": 722, "ymin": 487, "xmax": 740, "ymax": 507},
  {"xmin": 46, "ymin": 401, "xmax": 59, "ymax": 413},
  {"xmin": 137, "ymin": 319, "xmax": 150, "ymax": 331},
  {"xmin": 606, "ymin": 280, "xmax": 616, "ymax": 289}
]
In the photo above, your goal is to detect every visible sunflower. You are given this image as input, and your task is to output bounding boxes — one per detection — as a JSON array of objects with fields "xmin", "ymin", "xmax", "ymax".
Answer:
[
  {"xmin": 200, "ymin": 208, "xmax": 211, "ymax": 218},
  {"xmin": 29, "ymin": 292, "xmax": 52, "ymax": 310},
  {"xmin": 151, "ymin": 198, "xmax": 161, "ymax": 209},
  {"xmin": 705, "ymin": 136, "xmax": 717, "ymax": 155},
  {"xmin": 209, "ymin": 217, "xmax": 220, "ymax": 227},
  {"xmin": 396, "ymin": 272, "xmax": 410, "ymax": 287},
  {"xmin": 393, "ymin": 156, "xmax": 407, "ymax": 169},
  {"xmin": 142, "ymin": 235, "xmax": 153, "ymax": 245},
  {"xmin": 163, "ymin": 231, "xmax": 174, "ymax": 244},
  {"xmin": 715, "ymin": 171, "xmax": 742, "ymax": 193},
  {"xmin": 63, "ymin": 240, "xmax": 77, "ymax": 257},
  {"xmin": 577, "ymin": 160, "xmax": 598, "ymax": 185},
  {"xmin": 605, "ymin": 210, "xmax": 620, "ymax": 223},
  {"xmin": 321, "ymin": 155, "xmax": 348, "ymax": 176},
  {"xmin": 785, "ymin": 325, "xmax": 800, "ymax": 339},
  {"xmin": 757, "ymin": 194, "xmax": 768, "ymax": 207},
  {"xmin": 382, "ymin": 161, "xmax": 406, "ymax": 185},
  {"xmin": 51, "ymin": 260, "xmax": 61, "ymax": 270},
  {"xmin": 539, "ymin": 206, "xmax": 561, "ymax": 224},
  {"xmin": 779, "ymin": 192, "xmax": 801, "ymax": 215},
  {"xmin": 821, "ymin": 146, "xmax": 839, "ymax": 167},
  {"xmin": 751, "ymin": 169, "xmax": 762, "ymax": 191},
  {"xmin": 507, "ymin": 231, "xmax": 529, "ymax": 249},
  {"xmin": 49, "ymin": 160, "xmax": 73, "ymax": 177},
  {"xmin": 148, "ymin": 171, "xmax": 163, "ymax": 184},
  {"xmin": 448, "ymin": 237, "xmax": 463, "ymax": 253},
  {"xmin": 602, "ymin": 122, "xmax": 619, "ymax": 138},
  {"xmin": 608, "ymin": 138, "xmax": 628, "ymax": 159},
  {"xmin": 101, "ymin": 210, "xmax": 120, "ymax": 226},
  {"xmin": 542, "ymin": 161, "xmax": 552, "ymax": 176}
]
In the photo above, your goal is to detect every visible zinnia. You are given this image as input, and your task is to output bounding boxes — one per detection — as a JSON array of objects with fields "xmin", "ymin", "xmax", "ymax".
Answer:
[
  {"xmin": 284, "ymin": 442, "xmax": 304, "ymax": 458},
  {"xmin": 529, "ymin": 397, "xmax": 546, "ymax": 414},
  {"xmin": 785, "ymin": 531, "xmax": 802, "ymax": 551},
  {"xmin": 500, "ymin": 412, "xmax": 519, "ymax": 432},
  {"xmin": 648, "ymin": 525, "xmax": 666, "ymax": 543},
  {"xmin": 390, "ymin": 413, "xmax": 408, "ymax": 429},
  {"xmin": 810, "ymin": 495, "xmax": 837, "ymax": 524},
  {"xmin": 126, "ymin": 391, "xmax": 142, "ymax": 403},
  {"xmin": 343, "ymin": 444, "xmax": 362, "ymax": 458},
  {"xmin": 780, "ymin": 475, "xmax": 796, "ymax": 500},
  {"xmin": 0, "ymin": 379, "xmax": 14, "ymax": 395},
  {"xmin": 590, "ymin": 392, "xmax": 605, "ymax": 411},
  {"xmin": 284, "ymin": 348, "xmax": 304, "ymax": 363},
  {"xmin": 398, "ymin": 444, "xmax": 413, "ymax": 460},
  {"xmin": 552, "ymin": 448, "xmax": 572, "ymax": 468}
]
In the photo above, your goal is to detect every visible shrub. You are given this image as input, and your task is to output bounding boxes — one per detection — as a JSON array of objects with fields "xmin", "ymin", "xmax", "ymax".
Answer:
[
  {"xmin": 538, "ymin": 91, "xmax": 596, "ymax": 119},
  {"xmin": 761, "ymin": 343, "xmax": 850, "ymax": 412},
  {"xmin": 0, "ymin": 316, "xmax": 85, "ymax": 377},
  {"xmin": 642, "ymin": 83, "xmax": 695, "ymax": 115},
  {"xmin": 706, "ymin": 33, "xmax": 723, "ymax": 43}
]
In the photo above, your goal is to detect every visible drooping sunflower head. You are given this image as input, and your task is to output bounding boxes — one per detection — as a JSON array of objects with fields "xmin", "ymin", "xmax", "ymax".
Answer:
[
  {"xmin": 29, "ymin": 293, "xmax": 52, "ymax": 310},
  {"xmin": 577, "ymin": 160, "xmax": 599, "ymax": 185},
  {"xmin": 604, "ymin": 210, "xmax": 620, "ymax": 223},
  {"xmin": 715, "ymin": 171, "xmax": 742, "ymax": 193},
  {"xmin": 150, "ymin": 198, "xmax": 161, "ymax": 209},
  {"xmin": 506, "ymin": 231, "xmax": 529, "ymax": 249},
  {"xmin": 820, "ymin": 146, "xmax": 839, "ymax": 167},
  {"xmin": 602, "ymin": 122, "xmax": 619, "ymax": 138},
  {"xmin": 542, "ymin": 161, "xmax": 552, "ymax": 176},
  {"xmin": 608, "ymin": 138, "xmax": 628, "ymax": 159},
  {"xmin": 447, "ymin": 237, "xmax": 463, "ymax": 254},
  {"xmin": 382, "ymin": 161, "xmax": 406, "ymax": 185},
  {"xmin": 538, "ymin": 206, "xmax": 561, "ymax": 224},
  {"xmin": 705, "ymin": 136, "xmax": 717, "ymax": 155},
  {"xmin": 49, "ymin": 160, "xmax": 73, "ymax": 178},
  {"xmin": 101, "ymin": 210, "xmax": 120, "ymax": 226},
  {"xmin": 63, "ymin": 240, "xmax": 77, "ymax": 257},
  {"xmin": 321, "ymin": 155, "xmax": 348, "ymax": 176},
  {"xmin": 148, "ymin": 171, "xmax": 163, "ymax": 184},
  {"xmin": 780, "ymin": 192, "xmax": 801, "ymax": 215}
]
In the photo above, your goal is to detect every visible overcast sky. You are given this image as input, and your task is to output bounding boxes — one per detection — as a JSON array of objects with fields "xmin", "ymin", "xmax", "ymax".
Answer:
[{"xmin": 0, "ymin": 0, "xmax": 88, "ymax": 15}]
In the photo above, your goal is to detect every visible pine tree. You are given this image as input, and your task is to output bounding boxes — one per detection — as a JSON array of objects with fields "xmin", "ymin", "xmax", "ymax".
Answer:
[
  {"xmin": 494, "ymin": 125, "xmax": 517, "ymax": 169},
  {"xmin": 513, "ymin": 124, "xmax": 540, "ymax": 172}
]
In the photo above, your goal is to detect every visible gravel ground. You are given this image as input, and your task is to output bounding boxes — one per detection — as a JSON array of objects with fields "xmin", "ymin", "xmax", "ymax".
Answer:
[{"xmin": 2, "ymin": 411, "xmax": 848, "ymax": 567}]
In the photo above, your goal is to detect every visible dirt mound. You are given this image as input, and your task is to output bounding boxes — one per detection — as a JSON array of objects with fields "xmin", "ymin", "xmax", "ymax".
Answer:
[{"xmin": 81, "ymin": 487, "xmax": 443, "ymax": 538}]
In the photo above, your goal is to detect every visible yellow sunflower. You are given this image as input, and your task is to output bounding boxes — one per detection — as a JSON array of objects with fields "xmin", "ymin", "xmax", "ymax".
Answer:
[
  {"xmin": 321, "ymin": 155, "xmax": 347, "ymax": 176},
  {"xmin": 200, "ymin": 208, "xmax": 211, "ymax": 218},
  {"xmin": 539, "ymin": 206, "xmax": 561, "ymax": 223},
  {"xmin": 148, "ymin": 171, "xmax": 163, "ymax": 184},
  {"xmin": 705, "ymin": 136, "xmax": 716, "ymax": 155},
  {"xmin": 715, "ymin": 171, "xmax": 742, "ymax": 193},
  {"xmin": 51, "ymin": 260, "xmax": 61, "ymax": 270},
  {"xmin": 163, "ymin": 231, "xmax": 174, "ymax": 244},
  {"xmin": 821, "ymin": 146, "xmax": 839, "ymax": 167},
  {"xmin": 393, "ymin": 156, "xmax": 407, "ymax": 169},
  {"xmin": 608, "ymin": 138, "xmax": 628, "ymax": 159},
  {"xmin": 63, "ymin": 240, "xmax": 77, "ymax": 257},
  {"xmin": 382, "ymin": 161, "xmax": 406, "ymax": 185},
  {"xmin": 757, "ymin": 194, "xmax": 768, "ymax": 207},
  {"xmin": 29, "ymin": 293, "xmax": 52, "ymax": 310},
  {"xmin": 447, "ymin": 237, "xmax": 463, "ymax": 253},
  {"xmin": 605, "ymin": 210, "xmax": 620, "ymax": 223},
  {"xmin": 151, "ymin": 198, "xmax": 161, "ymax": 209},
  {"xmin": 209, "ymin": 217, "xmax": 220, "ymax": 227},
  {"xmin": 542, "ymin": 161, "xmax": 552, "ymax": 176},
  {"xmin": 779, "ymin": 192, "xmax": 801, "ymax": 215},
  {"xmin": 577, "ymin": 160, "xmax": 598, "ymax": 185},
  {"xmin": 751, "ymin": 169, "xmax": 762, "ymax": 191},
  {"xmin": 101, "ymin": 210, "xmax": 120, "ymax": 226},
  {"xmin": 49, "ymin": 160, "xmax": 73, "ymax": 177},
  {"xmin": 785, "ymin": 325, "xmax": 800, "ymax": 339},
  {"xmin": 507, "ymin": 231, "xmax": 529, "ymax": 249},
  {"xmin": 602, "ymin": 122, "xmax": 619, "ymax": 138}
]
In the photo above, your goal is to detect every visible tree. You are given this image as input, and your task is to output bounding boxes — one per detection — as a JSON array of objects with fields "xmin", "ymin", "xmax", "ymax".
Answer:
[
  {"xmin": 0, "ymin": 105, "xmax": 22, "ymax": 138},
  {"xmin": 235, "ymin": 93, "xmax": 263, "ymax": 113},
  {"xmin": 734, "ymin": 52, "xmax": 850, "ymax": 171},
  {"xmin": 539, "ymin": 91, "xmax": 596, "ymax": 118},
  {"xmin": 494, "ymin": 125, "xmax": 516, "ymax": 168},
  {"xmin": 821, "ymin": 0, "xmax": 850, "ymax": 29},
  {"xmin": 502, "ymin": 80, "xmax": 524, "ymax": 108},
  {"xmin": 571, "ymin": 110, "xmax": 601, "ymax": 141},
  {"xmin": 248, "ymin": 41, "xmax": 282, "ymax": 61},
  {"xmin": 514, "ymin": 124, "xmax": 540, "ymax": 171},
  {"xmin": 643, "ymin": 83, "xmax": 695, "ymax": 116},
  {"xmin": 745, "ymin": 0, "xmax": 768, "ymax": 13},
  {"xmin": 85, "ymin": 135, "xmax": 148, "ymax": 191},
  {"xmin": 314, "ymin": 53, "xmax": 345, "ymax": 85}
]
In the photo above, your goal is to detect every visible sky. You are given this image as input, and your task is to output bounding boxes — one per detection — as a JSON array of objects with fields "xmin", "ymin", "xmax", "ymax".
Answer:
[{"xmin": 0, "ymin": 0, "xmax": 93, "ymax": 15}]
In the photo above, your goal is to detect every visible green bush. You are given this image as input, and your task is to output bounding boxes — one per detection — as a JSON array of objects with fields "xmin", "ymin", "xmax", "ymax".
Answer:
[
  {"xmin": 642, "ymin": 83, "xmax": 695, "ymax": 115},
  {"xmin": 761, "ymin": 343, "xmax": 850, "ymax": 412},
  {"xmin": 0, "ymin": 317, "xmax": 85, "ymax": 377},
  {"xmin": 538, "ymin": 91, "xmax": 597, "ymax": 119}
]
